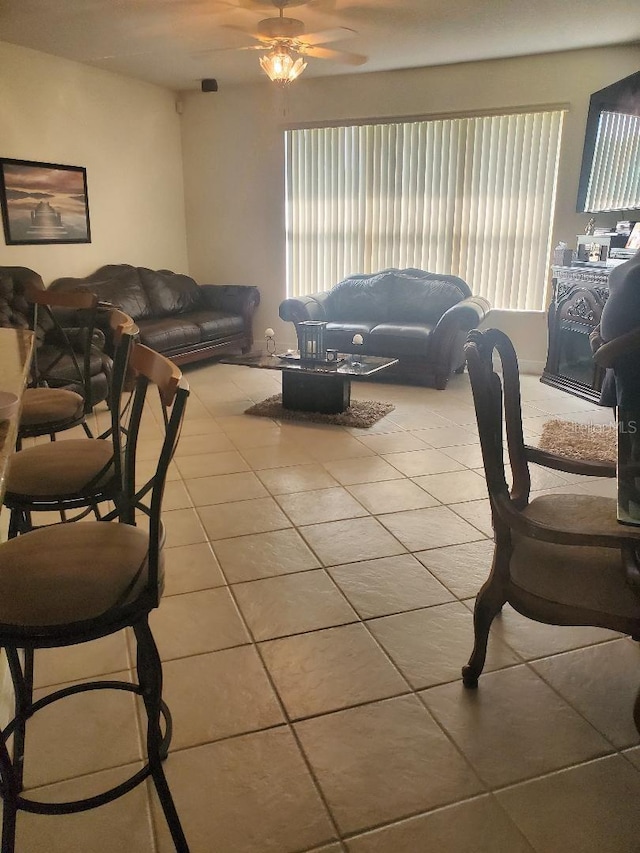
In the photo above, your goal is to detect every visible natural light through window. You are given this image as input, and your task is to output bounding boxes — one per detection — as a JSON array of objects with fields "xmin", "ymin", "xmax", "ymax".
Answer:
[{"xmin": 285, "ymin": 109, "xmax": 565, "ymax": 310}]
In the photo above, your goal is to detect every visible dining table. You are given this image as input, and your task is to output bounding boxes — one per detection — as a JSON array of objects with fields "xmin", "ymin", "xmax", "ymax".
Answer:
[{"xmin": 0, "ymin": 328, "xmax": 34, "ymax": 520}]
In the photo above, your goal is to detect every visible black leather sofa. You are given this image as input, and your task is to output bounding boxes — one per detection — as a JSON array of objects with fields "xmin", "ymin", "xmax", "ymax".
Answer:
[
  {"xmin": 279, "ymin": 268, "xmax": 489, "ymax": 388},
  {"xmin": 49, "ymin": 264, "xmax": 260, "ymax": 366}
]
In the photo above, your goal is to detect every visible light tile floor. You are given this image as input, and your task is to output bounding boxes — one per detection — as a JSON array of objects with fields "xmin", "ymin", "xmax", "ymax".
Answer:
[{"xmin": 16, "ymin": 362, "xmax": 640, "ymax": 853}]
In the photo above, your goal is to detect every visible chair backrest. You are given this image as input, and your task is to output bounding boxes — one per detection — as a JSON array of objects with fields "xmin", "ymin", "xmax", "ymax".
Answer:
[
  {"xmin": 121, "ymin": 343, "xmax": 189, "ymax": 606},
  {"xmin": 464, "ymin": 328, "xmax": 531, "ymax": 530},
  {"xmin": 25, "ymin": 285, "xmax": 101, "ymax": 414}
]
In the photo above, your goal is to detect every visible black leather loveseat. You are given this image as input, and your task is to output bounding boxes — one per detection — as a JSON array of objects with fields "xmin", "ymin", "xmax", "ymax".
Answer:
[
  {"xmin": 279, "ymin": 268, "xmax": 489, "ymax": 388},
  {"xmin": 49, "ymin": 264, "xmax": 260, "ymax": 366}
]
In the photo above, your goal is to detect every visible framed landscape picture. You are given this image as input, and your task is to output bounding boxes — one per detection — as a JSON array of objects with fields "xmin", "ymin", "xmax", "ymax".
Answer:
[{"xmin": 0, "ymin": 158, "xmax": 91, "ymax": 245}]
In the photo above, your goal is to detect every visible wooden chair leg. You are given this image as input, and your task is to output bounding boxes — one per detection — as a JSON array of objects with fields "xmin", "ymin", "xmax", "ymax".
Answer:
[
  {"xmin": 134, "ymin": 619, "xmax": 189, "ymax": 853},
  {"xmin": 462, "ymin": 546, "xmax": 509, "ymax": 688},
  {"xmin": 462, "ymin": 582, "xmax": 506, "ymax": 687}
]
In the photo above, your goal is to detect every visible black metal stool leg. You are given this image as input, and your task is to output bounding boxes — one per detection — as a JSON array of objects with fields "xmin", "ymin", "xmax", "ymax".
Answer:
[
  {"xmin": 0, "ymin": 716, "xmax": 20, "ymax": 853},
  {"xmin": 6, "ymin": 647, "xmax": 33, "ymax": 792},
  {"xmin": 134, "ymin": 619, "xmax": 189, "ymax": 853}
]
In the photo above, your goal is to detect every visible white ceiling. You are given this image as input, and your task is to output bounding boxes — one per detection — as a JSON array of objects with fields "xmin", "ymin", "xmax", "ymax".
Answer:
[{"xmin": 1, "ymin": 0, "xmax": 639, "ymax": 92}]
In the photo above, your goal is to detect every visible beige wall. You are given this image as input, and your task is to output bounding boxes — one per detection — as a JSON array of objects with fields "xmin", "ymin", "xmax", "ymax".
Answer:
[
  {"xmin": 0, "ymin": 42, "xmax": 188, "ymax": 284},
  {"xmin": 180, "ymin": 44, "xmax": 640, "ymax": 369},
  {"xmin": 2, "ymin": 41, "xmax": 638, "ymax": 368}
]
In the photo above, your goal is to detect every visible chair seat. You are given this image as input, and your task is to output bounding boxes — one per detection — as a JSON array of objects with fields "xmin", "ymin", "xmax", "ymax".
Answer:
[
  {"xmin": 6, "ymin": 439, "xmax": 114, "ymax": 499},
  {"xmin": 0, "ymin": 522, "xmax": 151, "ymax": 627},
  {"xmin": 20, "ymin": 387, "xmax": 84, "ymax": 428},
  {"xmin": 521, "ymin": 493, "xmax": 631, "ymax": 538},
  {"xmin": 511, "ymin": 535, "xmax": 640, "ymax": 620},
  {"xmin": 512, "ymin": 494, "xmax": 640, "ymax": 621}
]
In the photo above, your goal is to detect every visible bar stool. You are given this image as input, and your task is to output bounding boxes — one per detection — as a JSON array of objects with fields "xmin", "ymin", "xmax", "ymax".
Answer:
[
  {"xmin": 0, "ymin": 342, "xmax": 190, "ymax": 852},
  {"xmin": 5, "ymin": 309, "xmax": 136, "ymax": 536},
  {"xmin": 18, "ymin": 287, "xmax": 103, "ymax": 446}
]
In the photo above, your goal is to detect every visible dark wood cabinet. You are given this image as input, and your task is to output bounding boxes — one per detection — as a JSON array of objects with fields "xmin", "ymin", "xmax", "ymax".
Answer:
[{"xmin": 541, "ymin": 265, "xmax": 611, "ymax": 403}]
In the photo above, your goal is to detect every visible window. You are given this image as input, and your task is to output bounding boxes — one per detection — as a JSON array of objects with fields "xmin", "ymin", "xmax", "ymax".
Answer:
[{"xmin": 285, "ymin": 109, "xmax": 565, "ymax": 310}]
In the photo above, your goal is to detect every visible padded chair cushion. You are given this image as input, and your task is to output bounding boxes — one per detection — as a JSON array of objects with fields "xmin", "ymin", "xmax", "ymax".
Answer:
[
  {"xmin": 511, "ymin": 536, "xmax": 639, "ymax": 620},
  {"xmin": 511, "ymin": 494, "xmax": 640, "ymax": 620},
  {"xmin": 0, "ymin": 522, "xmax": 152, "ymax": 627},
  {"xmin": 6, "ymin": 439, "xmax": 114, "ymax": 498},
  {"xmin": 136, "ymin": 317, "xmax": 201, "ymax": 353},
  {"xmin": 20, "ymin": 388, "xmax": 84, "ymax": 428},
  {"xmin": 521, "ymin": 493, "xmax": 629, "ymax": 538}
]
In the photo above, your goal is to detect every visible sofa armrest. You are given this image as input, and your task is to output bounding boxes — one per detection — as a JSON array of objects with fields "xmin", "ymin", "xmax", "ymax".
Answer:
[
  {"xmin": 279, "ymin": 292, "xmax": 331, "ymax": 324},
  {"xmin": 200, "ymin": 284, "xmax": 260, "ymax": 350},
  {"xmin": 430, "ymin": 296, "xmax": 491, "ymax": 378}
]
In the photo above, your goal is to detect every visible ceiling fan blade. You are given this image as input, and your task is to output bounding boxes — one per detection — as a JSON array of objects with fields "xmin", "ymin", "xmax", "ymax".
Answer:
[
  {"xmin": 302, "ymin": 44, "xmax": 367, "ymax": 65},
  {"xmin": 295, "ymin": 26, "xmax": 356, "ymax": 45},
  {"xmin": 218, "ymin": 23, "xmax": 273, "ymax": 42}
]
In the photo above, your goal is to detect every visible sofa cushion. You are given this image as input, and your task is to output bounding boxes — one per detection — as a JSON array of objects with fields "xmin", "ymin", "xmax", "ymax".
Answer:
[
  {"xmin": 186, "ymin": 309, "xmax": 245, "ymax": 340},
  {"xmin": 325, "ymin": 273, "xmax": 390, "ymax": 323},
  {"xmin": 139, "ymin": 268, "xmax": 204, "ymax": 318},
  {"xmin": 386, "ymin": 275, "xmax": 468, "ymax": 324},
  {"xmin": 325, "ymin": 268, "xmax": 470, "ymax": 326},
  {"xmin": 368, "ymin": 323, "xmax": 434, "ymax": 358},
  {"xmin": 136, "ymin": 317, "xmax": 201, "ymax": 353},
  {"xmin": 81, "ymin": 268, "xmax": 153, "ymax": 321}
]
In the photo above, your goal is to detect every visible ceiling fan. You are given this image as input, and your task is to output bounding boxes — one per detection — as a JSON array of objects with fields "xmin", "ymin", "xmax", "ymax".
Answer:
[{"xmin": 221, "ymin": 0, "xmax": 368, "ymax": 83}]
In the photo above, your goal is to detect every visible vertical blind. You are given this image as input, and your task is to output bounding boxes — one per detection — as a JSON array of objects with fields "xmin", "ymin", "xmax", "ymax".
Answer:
[
  {"xmin": 585, "ymin": 111, "xmax": 640, "ymax": 212},
  {"xmin": 285, "ymin": 109, "xmax": 565, "ymax": 310}
]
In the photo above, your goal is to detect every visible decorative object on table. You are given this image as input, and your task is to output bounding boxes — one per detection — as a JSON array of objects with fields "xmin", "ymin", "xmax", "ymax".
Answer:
[
  {"xmin": 537, "ymin": 418, "xmax": 616, "ymax": 464},
  {"xmin": 0, "ymin": 158, "xmax": 91, "ymax": 245},
  {"xmin": 245, "ymin": 394, "xmax": 394, "ymax": 428},
  {"xmin": 576, "ymin": 234, "xmax": 611, "ymax": 264},
  {"xmin": 297, "ymin": 320, "xmax": 327, "ymax": 363},
  {"xmin": 584, "ymin": 217, "xmax": 597, "ymax": 236},
  {"xmin": 553, "ymin": 242, "xmax": 574, "ymax": 267},
  {"xmin": 325, "ymin": 348, "xmax": 339, "ymax": 363},
  {"xmin": 264, "ymin": 327, "xmax": 276, "ymax": 355},
  {"xmin": 350, "ymin": 333, "xmax": 364, "ymax": 367}
]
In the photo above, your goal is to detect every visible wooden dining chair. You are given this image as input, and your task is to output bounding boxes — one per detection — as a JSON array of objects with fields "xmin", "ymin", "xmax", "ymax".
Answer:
[
  {"xmin": 462, "ymin": 328, "xmax": 640, "ymax": 722},
  {"xmin": 0, "ymin": 342, "xmax": 190, "ymax": 852}
]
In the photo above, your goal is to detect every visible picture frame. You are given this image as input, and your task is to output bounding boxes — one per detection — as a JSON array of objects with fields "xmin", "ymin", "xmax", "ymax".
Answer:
[{"xmin": 0, "ymin": 157, "xmax": 91, "ymax": 245}]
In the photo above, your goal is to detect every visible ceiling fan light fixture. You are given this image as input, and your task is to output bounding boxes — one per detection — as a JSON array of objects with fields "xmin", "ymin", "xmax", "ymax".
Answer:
[{"xmin": 259, "ymin": 44, "xmax": 307, "ymax": 84}]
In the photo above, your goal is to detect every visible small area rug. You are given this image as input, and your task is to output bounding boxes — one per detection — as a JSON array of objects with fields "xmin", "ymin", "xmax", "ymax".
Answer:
[
  {"xmin": 538, "ymin": 418, "xmax": 616, "ymax": 463},
  {"xmin": 245, "ymin": 394, "xmax": 395, "ymax": 428}
]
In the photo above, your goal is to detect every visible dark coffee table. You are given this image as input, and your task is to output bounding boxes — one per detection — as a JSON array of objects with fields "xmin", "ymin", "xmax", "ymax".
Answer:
[{"xmin": 219, "ymin": 352, "xmax": 398, "ymax": 414}]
